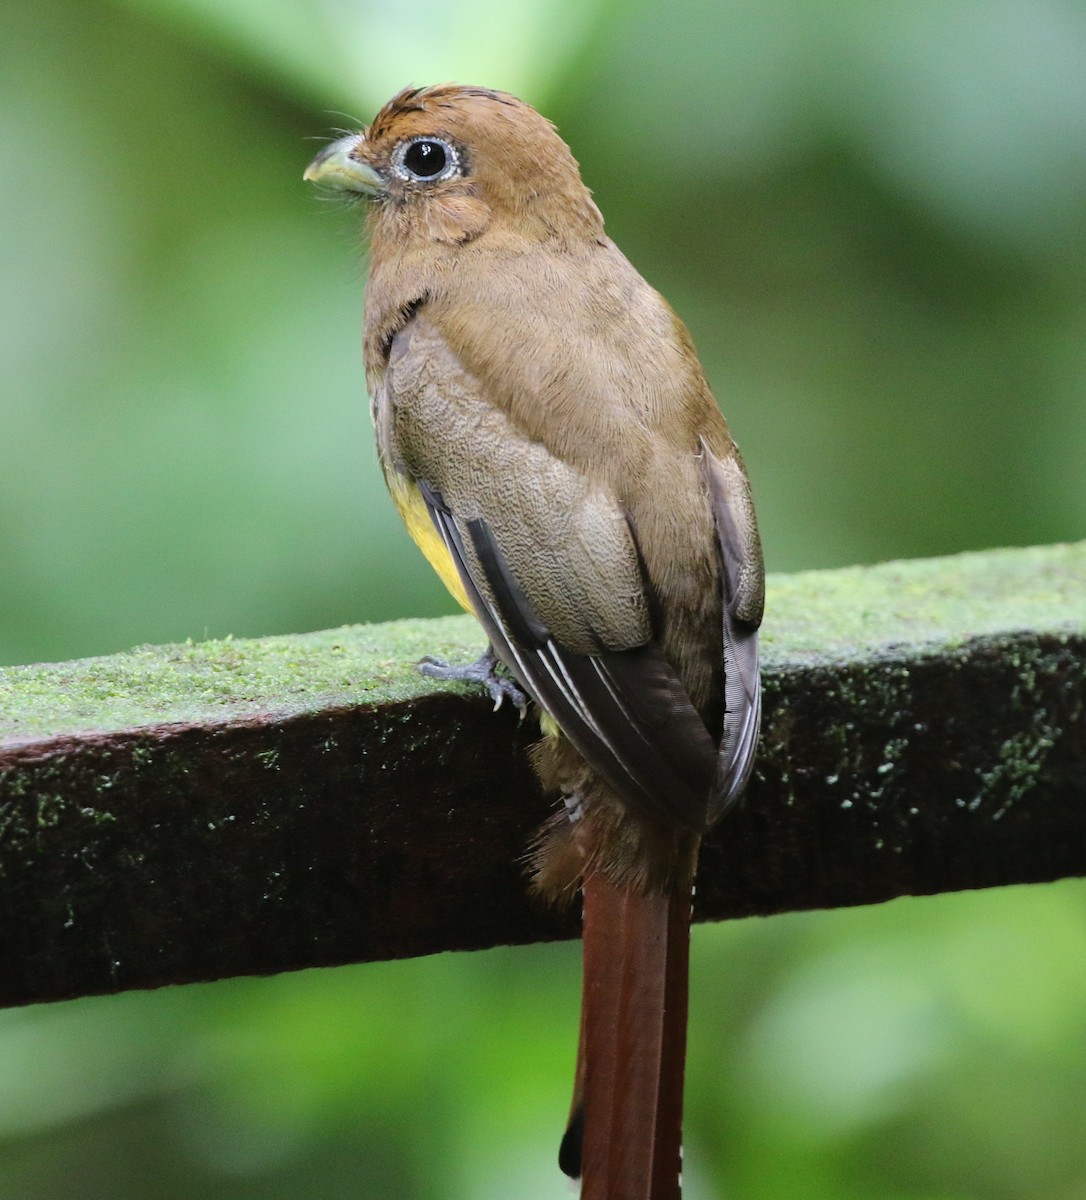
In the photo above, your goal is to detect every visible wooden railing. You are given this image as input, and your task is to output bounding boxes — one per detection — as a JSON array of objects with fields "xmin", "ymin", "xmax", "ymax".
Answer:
[{"xmin": 1, "ymin": 541, "xmax": 1083, "ymax": 1009}]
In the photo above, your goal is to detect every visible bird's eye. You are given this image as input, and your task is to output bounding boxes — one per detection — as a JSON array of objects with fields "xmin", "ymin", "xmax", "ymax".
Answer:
[
  {"xmin": 392, "ymin": 137, "xmax": 460, "ymax": 183},
  {"xmin": 404, "ymin": 140, "xmax": 447, "ymax": 177}
]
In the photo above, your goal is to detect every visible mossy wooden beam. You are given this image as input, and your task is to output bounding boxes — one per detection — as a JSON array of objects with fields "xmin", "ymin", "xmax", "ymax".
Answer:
[{"xmin": 1, "ymin": 541, "xmax": 1084, "ymax": 1009}]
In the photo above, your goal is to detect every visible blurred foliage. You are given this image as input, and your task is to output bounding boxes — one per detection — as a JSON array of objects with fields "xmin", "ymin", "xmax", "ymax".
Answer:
[{"xmin": 1, "ymin": 0, "xmax": 1084, "ymax": 1196}]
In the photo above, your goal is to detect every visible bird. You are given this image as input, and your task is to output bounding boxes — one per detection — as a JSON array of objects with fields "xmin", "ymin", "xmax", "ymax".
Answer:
[{"xmin": 305, "ymin": 84, "xmax": 763, "ymax": 1200}]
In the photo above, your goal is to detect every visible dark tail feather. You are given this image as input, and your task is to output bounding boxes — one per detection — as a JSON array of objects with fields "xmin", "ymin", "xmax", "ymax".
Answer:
[{"xmin": 561, "ymin": 871, "xmax": 692, "ymax": 1199}]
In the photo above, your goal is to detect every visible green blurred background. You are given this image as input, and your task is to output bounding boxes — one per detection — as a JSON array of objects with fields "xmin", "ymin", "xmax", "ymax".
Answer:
[{"xmin": 2, "ymin": 0, "xmax": 1084, "ymax": 1196}]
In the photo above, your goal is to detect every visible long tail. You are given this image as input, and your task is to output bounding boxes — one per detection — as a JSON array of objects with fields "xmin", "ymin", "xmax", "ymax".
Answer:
[{"xmin": 560, "ymin": 871, "xmax": 693, "ymax": 1200}]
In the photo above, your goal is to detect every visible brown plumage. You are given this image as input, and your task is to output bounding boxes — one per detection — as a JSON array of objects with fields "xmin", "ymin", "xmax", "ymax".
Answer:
[{"xmin": 305, "ymin": 84, "xmax": 763, "ymax": 1199}]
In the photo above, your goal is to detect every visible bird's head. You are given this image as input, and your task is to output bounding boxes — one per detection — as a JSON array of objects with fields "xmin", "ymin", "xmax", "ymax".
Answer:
[{"xmin": 304, "ymin": 85, "xmax": 604, "ymax": 247}]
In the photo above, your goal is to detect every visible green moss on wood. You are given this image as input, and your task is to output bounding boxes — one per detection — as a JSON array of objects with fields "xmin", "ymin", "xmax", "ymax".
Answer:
[
  {"xmin": 1, "ymin": 542, "xmax": 1083, "ymax": 1005},
  {"xmin": 1, "ymin": 541, "xmax": 1083, "ymax": 746},
  {"xmin": 762, "ymin": 540, "xmax": 1086, "ymax": 667},
  {"xmin": 0, "ymin": 615, "xmax": 484, "ymax": 745}
]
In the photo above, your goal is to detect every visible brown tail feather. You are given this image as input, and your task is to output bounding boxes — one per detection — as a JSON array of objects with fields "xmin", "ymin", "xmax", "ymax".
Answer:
[{"xmin": 561, "ymin": 871, "xmax": 692, "ymax": 1199}]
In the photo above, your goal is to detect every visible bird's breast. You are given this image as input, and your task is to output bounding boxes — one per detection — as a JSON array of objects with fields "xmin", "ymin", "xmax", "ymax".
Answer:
[{"xmin": 385, "ymin": 468, "xmax": 475, "ymax": 615}]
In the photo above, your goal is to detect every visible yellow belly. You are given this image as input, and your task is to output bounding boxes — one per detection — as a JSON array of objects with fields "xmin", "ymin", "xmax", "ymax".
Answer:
[{"xmin": 387, "ymin": 472, "xmax": 475, "ymax": 615}]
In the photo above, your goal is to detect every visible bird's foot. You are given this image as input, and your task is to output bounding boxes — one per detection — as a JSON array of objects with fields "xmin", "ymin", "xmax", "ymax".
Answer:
[{"xmin": 418, "ymin": 646, "xmax": 528, "ymax": 717}]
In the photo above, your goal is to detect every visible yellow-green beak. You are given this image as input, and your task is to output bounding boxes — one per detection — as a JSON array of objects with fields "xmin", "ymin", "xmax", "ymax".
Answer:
[{"xmin": 303, "ymin": 135, "xmax": 384, "ymax": 194}]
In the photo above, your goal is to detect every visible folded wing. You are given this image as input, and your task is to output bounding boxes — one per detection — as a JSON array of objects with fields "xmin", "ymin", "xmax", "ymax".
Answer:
[{"xmin": 381, "ymin": 312, "xmax": 760, "ymax": 831}]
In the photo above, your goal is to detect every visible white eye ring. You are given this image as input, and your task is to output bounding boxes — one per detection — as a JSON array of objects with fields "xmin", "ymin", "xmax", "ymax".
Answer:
[{"xmin": 391, "ymin": 137, "xmax": 461, "ymax": 183}]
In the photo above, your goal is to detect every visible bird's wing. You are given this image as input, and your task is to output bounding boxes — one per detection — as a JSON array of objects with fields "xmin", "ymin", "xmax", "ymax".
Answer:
[
  {"xmin": 702, "ymin": 442, "xmax": 763, "ymax": 821},
  {"xmin": 382, "ymin": 313, "xmax": 718, "ymax": 832}
]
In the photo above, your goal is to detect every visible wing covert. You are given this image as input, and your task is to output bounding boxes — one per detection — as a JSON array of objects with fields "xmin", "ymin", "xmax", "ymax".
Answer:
[{"xmin": 383, "ymin": 314, "xmax": 719, "ymax": 831}]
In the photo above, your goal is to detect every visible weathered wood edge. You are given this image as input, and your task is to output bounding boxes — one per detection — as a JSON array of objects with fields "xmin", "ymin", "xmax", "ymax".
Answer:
[{"xmin": 1, "ymin": 542, "xmax": 1084, "ymax": 1008}]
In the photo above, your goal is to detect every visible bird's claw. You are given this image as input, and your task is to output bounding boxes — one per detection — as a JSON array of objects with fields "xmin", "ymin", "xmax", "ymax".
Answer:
[{"xmin": 418, "ymin": 648, "xmax": 528, "ymax": 718}]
